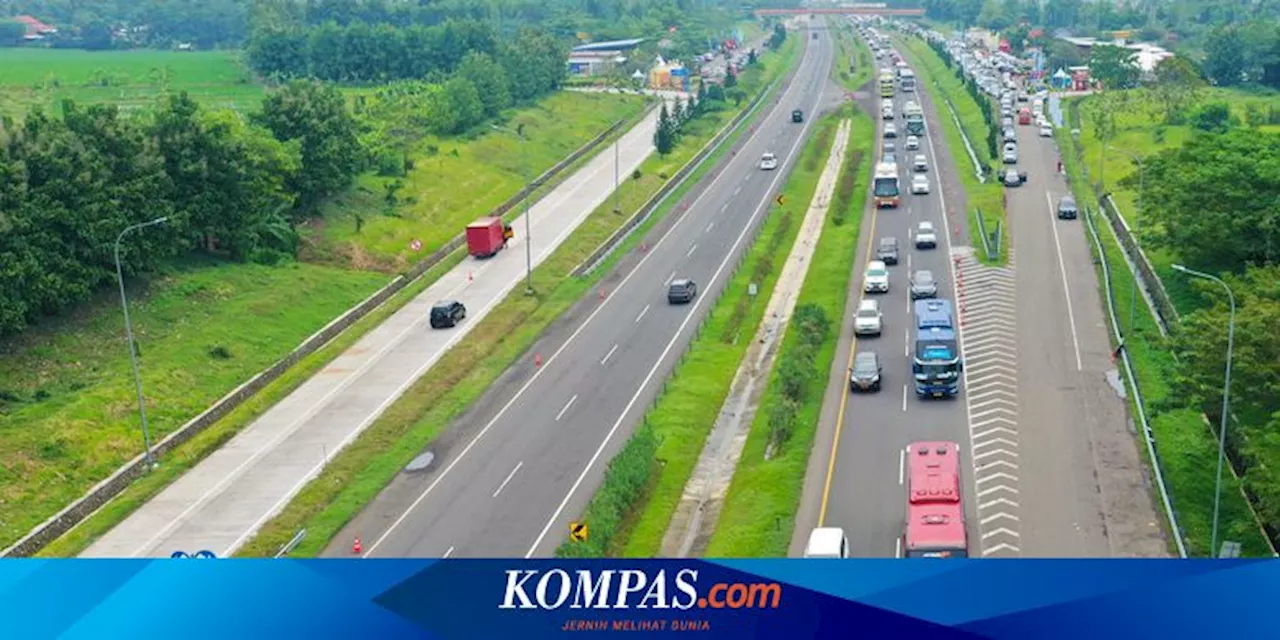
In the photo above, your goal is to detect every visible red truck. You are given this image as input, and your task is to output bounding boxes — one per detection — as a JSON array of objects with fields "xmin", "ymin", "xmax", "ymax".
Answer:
[
  {"xmin": 1018, "ymin": 107, "xmax": 1032, "ymax": 125},
  {"xmin": 466, "ymin": 217, "xmax": 514, "ymax": 258}
]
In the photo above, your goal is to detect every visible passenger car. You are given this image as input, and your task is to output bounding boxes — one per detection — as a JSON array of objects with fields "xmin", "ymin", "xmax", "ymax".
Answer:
[
  {"xmin": 884, "ymin": 123, "xmax": 897, "ymax": 138},
  {"xmin": 429, "ymin": 300, "xmax": 467, "ymax": 329},
  {"xmin": 914, "ymin": 221, "xmax": 937, "ymax": 248},
  {"xmin": 1039, "ymin": 124, "xmax": 1053, "ymax": 137},
  {"xmin": 905, "ymin": 135, "xmax": 920, "ymax": 150},
  {"xmin": 760, "ymin": 153, "xmax": 778, "ymax": 171},
  {"xmin": 911, "ymin": 174, "xmax": 930, "ymax": 194},
  {"xmin": 863, "ymin": 260, "xmax": 890, "ymax": 293},
  {"xmin": 1057, "ymin": 195, "xmax": 1078, "ymax": 219},
  {"xmin": 849, "ymin": 351, "xmax": 883, "ymax": 392},
  {"xmin": 853, "ymin": 299, "xmax": 883, "ymax": 336},
  {"xmin": 910, "ymin": 269, "xmax": 938, "ymax": 299},
  {"xmin": 1003, "ymin": 169, "xmax": 1027, "ymax": 186},
  {"xmin": 876, "ymin": 237, "xmax": 900, "ymax": 265},
  {"xmin": 913, "ymin": 154, "xmax": 928, "ymax": 172},
  {"xmin": 668, "ymin": 278, "xmax": 697, "ymax": 304}
]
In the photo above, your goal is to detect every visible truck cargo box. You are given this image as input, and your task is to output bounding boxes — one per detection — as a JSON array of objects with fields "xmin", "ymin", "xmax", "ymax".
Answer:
[{"xmin": 466, "ymin": 217, "xmax": 507, "ymax": 258}]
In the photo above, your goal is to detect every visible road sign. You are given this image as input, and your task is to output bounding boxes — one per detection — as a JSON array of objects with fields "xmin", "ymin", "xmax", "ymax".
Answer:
[
  {"xmin": 1220, "ymin": 541, "xmax": 1242, "ymax": 559},
  {"xmin": 570, "ymin": 522, "xmax": 589, "ymax": 542},
  {"xmin": 748, "ymin": 283, "xmax": 758, "ymax": 297},
  {"xmin": 170, "ymin": 551, "xmax": 189, "ymax": 559},
  {"xmin": 410, "ymin": 239, "xmax": 422, "ymax": 252},
  {"xmin": 194, "ymin": 550, "xmax": 217, "ymax": 559},
  {"xmin": 776, "ymin": 194, "xmax": 785, "ymax": 206}
]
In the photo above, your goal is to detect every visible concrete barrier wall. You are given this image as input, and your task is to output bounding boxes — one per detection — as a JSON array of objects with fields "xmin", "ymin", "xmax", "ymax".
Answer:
[{"xmin": 2, "ymin": 110, "xmax": 645, "ymax": 558}]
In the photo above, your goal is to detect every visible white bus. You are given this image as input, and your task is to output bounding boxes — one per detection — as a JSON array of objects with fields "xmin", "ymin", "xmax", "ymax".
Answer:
[{"xmin": 873, "ymin": 161, "xmax": 900, "ymax": 208}]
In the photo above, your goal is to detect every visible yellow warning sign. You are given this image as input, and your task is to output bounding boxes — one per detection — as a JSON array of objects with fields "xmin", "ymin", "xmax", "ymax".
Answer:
[
  {"xmin": 570, "ymin": 522, "xmax": 589, "ymax": 542},
  {"xmin": 775, "ymin": 194, "xmax": 785, "ymax": 206}
]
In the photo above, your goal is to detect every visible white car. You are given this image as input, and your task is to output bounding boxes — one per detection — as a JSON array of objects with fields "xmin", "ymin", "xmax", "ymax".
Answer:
[
  {"xmin": 1002, "ymin": 145, "xmax": 1018, "ymax": 164},
  {"xmin": 863, "ymin": 260, "xmax": 890, "ymax": 293},
  {"xmin": 913, "ymin": 154, "xmax": 929, "ymax": 172},
  {"xmin": 882, "ymin": 107, "xmax": 895, "ymax": 120},
  {"xmin": 911, "ymin": 174, "xmax": 930, "ymax": 194},
  {"xmin": 884, "ymin": 123, "xmax": 897, "ymax": 138},
  {"xmin": 853, "ymin": 299, "xmax": 883, "ymax": 336},
  {"xmin": 905, "ymin": 135, "xmax": 920, "ymax": 150},
  {"xmin": 915, "ymin": 221, "xmax": 937, "ymax": 249},
  {"xmin": 1039, "ymin": 124, "xmax": 1053, "ymax": 137},
  {"xmin": 760, "ymin": 153, "xmax": 778, "ymax": 170}
]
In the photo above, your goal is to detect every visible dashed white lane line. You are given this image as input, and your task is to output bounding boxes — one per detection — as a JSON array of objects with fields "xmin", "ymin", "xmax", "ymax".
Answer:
[
  {"xmin": 706, "ymin": 222, "xmax": 715, "ymax": 233},
  {"xmin": 635, "ymin": 304, "xmax": 651, "ymax": 324},
  {"xmin": 443, "ymin": 546, "xmax": 455, "ymax": 558},
  {"xmin": 493, "ymin": 461, "xmax": 524, "ymax": 498},
  {"xmin": 555, "ymin": 395, "xmax": 579, "ymax": 422},
  {"xmin": 601, "ymin": 344, "xmax": 619, "ymax": 366},
  {"xmin": 899, "ymin": 447, "xmax": 906, "ymax": 485},
  {"xmin": 686, "ymin": 243, "xmax": 698, "ymax": 258},
  {"xmin": 1044, "ymin": 191, "xmax": 1084, "ymax": 371},
  {"xmin": 901, "ymin": 384, "xmax": 908, "ymax": 412},
  {"xmin": 664, "ymin": 271, "xmax": 677, "ymax": 286}
]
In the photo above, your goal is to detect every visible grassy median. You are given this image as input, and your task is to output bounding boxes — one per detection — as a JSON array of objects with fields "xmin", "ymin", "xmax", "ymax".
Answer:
[
  {"xmin": 897, "ymin": 36, "xmax": 1007, "ymax": 264},
  {"xmin": 230, "ymin": 36, "xmax": 803, "ymax": 558}
]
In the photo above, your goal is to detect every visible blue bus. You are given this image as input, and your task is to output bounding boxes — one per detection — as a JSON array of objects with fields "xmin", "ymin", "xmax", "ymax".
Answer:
[{"xmin": 913, "ymin": 299, "xmax": 962, "ymax": 397}]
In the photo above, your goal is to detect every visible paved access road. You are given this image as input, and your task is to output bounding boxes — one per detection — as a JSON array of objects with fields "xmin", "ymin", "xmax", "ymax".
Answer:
[
  {"xmin": 83, "ymin": 90, "xmax": 666, "ymax": 559},
  {"xmin": 1006, "ymin": 100, "xmax": 1167, "ymax": 557},
  {"xmin": 339, "ymin": 23, "xmax": 837, "ymax": 558},
  {"xmin": 791, "ymin": 37, "xmax": 978, "ymax": 559}
]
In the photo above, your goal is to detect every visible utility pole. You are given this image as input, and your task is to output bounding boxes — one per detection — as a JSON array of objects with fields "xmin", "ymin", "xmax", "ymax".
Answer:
[
  {"xmin": 492, "ymin": 124, "xmax": 535, "ymax": 295},
  {"xmin": 114, "ymin": 216, "xmax": 169, "ymax": 470}
]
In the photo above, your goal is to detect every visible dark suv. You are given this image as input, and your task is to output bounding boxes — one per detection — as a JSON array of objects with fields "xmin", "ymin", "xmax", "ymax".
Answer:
[
  {"xmin": 668, "ymin": 278, "xmax": 697, "ymax": 304},
  {"xmin": 429, "ymin": 300, "xmax": 466, "ymax": 329},
  {"xmin": 1057, "ymin": 196, "xmax": 1078, "ymax": 219},
  {"xmin": 876, "ymin": 237, "xmax": 900, "ymax": 265},
  {"xmin": 849, "ymin": 351, "xmax": 883, "ymax": 392}
]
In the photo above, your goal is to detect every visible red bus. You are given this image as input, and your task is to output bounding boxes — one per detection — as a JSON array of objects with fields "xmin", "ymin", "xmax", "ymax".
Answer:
[{"xmin": 903, "ymin": 441, "xmax": 968, "ymax": 558}]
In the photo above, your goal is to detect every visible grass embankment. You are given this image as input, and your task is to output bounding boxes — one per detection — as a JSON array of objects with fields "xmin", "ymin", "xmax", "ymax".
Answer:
[
  {"xmin": 897, "ymin": 36, "xmax": 1007, "ymax": 264},
  {"xmin": 313, "ymin": 91, "xmax": 649, "ymax": 270},
  {"xmin": 597, "ymin": 113, "xmax": 842, "ymax": 558},
  {"xmin": 0, "ymin": 258, "xmax": 385, "ymax": 551},
  {"xmin": 705, "ymin": 107, "xmax": 874, "ymax": 556},
  {"xmin": 233, "ymin": 35, "xmax": 803, "ymax": 558},
  {"xmin": 0, "ymin": 49, "xmax": 262, "ymax": 117},
  {"xmin": 1058, "ymin": 92, "xmax": 1276, "ymax": 557}
]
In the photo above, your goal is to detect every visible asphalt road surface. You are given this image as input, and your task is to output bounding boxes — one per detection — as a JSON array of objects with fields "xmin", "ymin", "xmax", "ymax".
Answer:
[
  {"xmin": 794, "ymin": 46, "xmax": 978, "ymax": 559},
  {"xmin": 335, "ymin": 23, "xmax": 838, "ymax": 558}
]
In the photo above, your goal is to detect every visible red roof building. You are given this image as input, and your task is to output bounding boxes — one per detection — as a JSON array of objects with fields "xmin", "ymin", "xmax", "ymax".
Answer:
[{"xmin": 12, "ymin": 15, "xmax": 57, "ymax": 39}]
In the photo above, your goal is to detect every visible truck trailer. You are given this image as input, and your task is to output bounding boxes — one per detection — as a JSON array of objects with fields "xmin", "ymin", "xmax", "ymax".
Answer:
[{"xmin": 466, "ymin": 217, "xmax": 513, "ymax": 258}]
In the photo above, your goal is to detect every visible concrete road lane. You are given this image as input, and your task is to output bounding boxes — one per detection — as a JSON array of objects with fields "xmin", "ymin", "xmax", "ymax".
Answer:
[
  {"xmin": 795, "ymin": 40, "xmax": 976, "ymax": 559},
  {"xmin": 335, "ymin": 25, "xmax": 835, "ymax": 558},
  {"xmin": 82, "ymin": 93, "xmax": 666, "ymax": 559},
  {"xmin": 1008, "ymin": 112, "xmax": 1167, "ymax": 557}
]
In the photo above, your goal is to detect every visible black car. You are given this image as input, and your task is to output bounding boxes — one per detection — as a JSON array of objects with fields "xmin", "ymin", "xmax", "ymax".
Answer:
[
  {"xmin": 876, "ymin": 237, "xmax": 900, "ymax": 265},
  {"xmin": 429, "ymin": 300, "xmax": 466, "ymax": 329},
  {"xmin": 668, "ymin": 278, "xmax": 697, "ymax": 304},
  {"xmin": 849, "ymin": 351, "xmax": 883, "ymax": 392},
  {"xmin": 1057, "ymin": 196, "xmax": 1078, "ymax": 219},
  {"xmin": 792, "ymin": 109, "xmax": 804, "ymax": 123}
]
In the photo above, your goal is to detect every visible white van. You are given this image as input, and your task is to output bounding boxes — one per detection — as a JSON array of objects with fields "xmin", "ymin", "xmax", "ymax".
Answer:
[{"xmin": 803, "ymin": 527, "xmax": 849, "ymax": 558}]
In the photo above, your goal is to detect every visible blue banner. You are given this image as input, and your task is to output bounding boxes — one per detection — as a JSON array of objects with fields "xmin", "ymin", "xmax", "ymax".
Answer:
[{"xmin": 2, "ymin": 559, "xmax": 1277, "ymax": 639}]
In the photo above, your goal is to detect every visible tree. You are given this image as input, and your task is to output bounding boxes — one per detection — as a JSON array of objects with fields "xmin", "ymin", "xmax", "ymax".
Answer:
[
  {"xmin": 1133, "ymin": 129, "xmax": 1280, "ymax": 270},
  {"xmin": 724, "ymin": 66, "xmax": 737, "ymax": 88},
  {"xmin": 1148, "ymin": 56, "xmax": 1206, "ymax": 124},
  {"xmin": 1089, "ymin": 45, "xmax": 1139, "ymax": 89},
  {"xmin": 1188, "ymin": 101, "xmax": 1235, "ymax": 133},
  {"xmin": 0, "ymin": 20, "xmax": 26, "ymax": 46},
  {"xmin": 442, "ymin": 75, "xmax": 484, "ymax": 133},
  {"xmin": 654, "ymin": 102, "xmax": 676, "ymax": 156},
  {"xmin": 1204, "ymin": 26, "xmax": 1246, "ymax": 86},
  {"xmin": 256, "ymin": 80, "xmax": 363, "ymax": 213},
  {"xmin": 456, "ymin": 51, "xmax": 511, "ymax": 118}
]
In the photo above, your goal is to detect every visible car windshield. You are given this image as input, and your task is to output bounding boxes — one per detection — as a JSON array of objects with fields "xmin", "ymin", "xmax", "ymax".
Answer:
[
  {"xmin": 915, "ymin": 272, "xmax": 934, "ymax": 285},
  {"xmin": 868, "ymin": 267, "xmax": 887, "ymax": 277},
  {"xmin": 854, "ymin": 360, "xmax": 877, "ymax": 374},
  {"xmin": 857, "ymin": 309, "xmax": 878, "ymax": 319},
  {"xmin": 919, "ymin": 224, "xmax": 933, "ymax": 232},
  {"xmin": 880, "ymin": 240, "xmax": 896, "ymax": 251}
]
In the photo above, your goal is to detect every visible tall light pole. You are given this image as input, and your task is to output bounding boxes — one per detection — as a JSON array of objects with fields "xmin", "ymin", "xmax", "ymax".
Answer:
[
  {"xmin": 1171, "ymin": 263, "xmax": 1236, "ymax": 557},
  {"xmin": 1106, "ymin": 144, "xmax": 1144, "ymax": 335},
  {"xmin": 614, "ymin": 137, "xmax": 621, "ymax": 213},
  {"xmin": 114, "ymin": 216, "xmax": 169, "ymax": 470},
  {"xmin": 492, "ymin": 124, "xmax": 534, "ymax": 295}
]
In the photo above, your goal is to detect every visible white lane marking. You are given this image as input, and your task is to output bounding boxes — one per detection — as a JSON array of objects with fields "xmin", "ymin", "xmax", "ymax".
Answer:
[
  {"xmin": 686, "ymin": 243, "xmax": 698, "ymax": 258},
  {"xmin": 904, "ymin": 325, "xmax": 910, "ymax": 357},
  {"xmin": 899, "ymin": 447, "xmax": 906, "ymax": 485},
  {"xmin": 734, "ymin": 185, "xmax": 743, "ymax": 196},
  {"xmin": 525, "ymin": 41, "xmax": 831, "ymax": 558},
  {"xmin": 362, "ymin": 36, "xmax": 822, "ymax": 558},
  {"xmin": 706, "ymin": 222, "xmax": 715, "ymax": 233},
  {"xmin": 1045, "ymin": 191, "xmax": 1083, "ymax": 371},
  {"xmin": 635, "ymin": 304, "xmax": 651, "ymax": 324},
  {"xmin": 555, "ymin": 395, "xmax": 579, "ymax": 422},
  {"xmin": 895, "ymin": 536, "xmax": 903, "ymax": 558},
  {"xmin": 664, "ymin": 270, "xmax": 677, "ymax": 286},
  {"xmin": 601, "ymin": 344, "xmax": 619, "ymax": 366},
  {"xmin": 443, "ymin": 546, "xmax": 455, "ymax": 558},
  {"xmin": 902, "ymin": 383, "xmax": 908, "ymax": 412},
  {"xmin": 906, "ymin": 252, "xmax": 912, "ymax": 270},
  {"xmin": 493, "ymin": 461, "xmax": 524, "ymax": 498}
]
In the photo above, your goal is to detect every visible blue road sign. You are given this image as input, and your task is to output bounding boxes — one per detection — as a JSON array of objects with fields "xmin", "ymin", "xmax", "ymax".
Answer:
[
  {"xmin": 170, "ymin": 551, "xmax": 189, "ymax": 559},
  {"xmin": 194, "ymin": 550, "xmax": 217, "ymax": 559}
]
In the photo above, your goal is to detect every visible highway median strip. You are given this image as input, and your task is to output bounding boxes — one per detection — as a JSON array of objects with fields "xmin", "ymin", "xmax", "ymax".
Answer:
[{"xmin": 228, "ymin": 36, "xmax": 803, "ymax": 558}]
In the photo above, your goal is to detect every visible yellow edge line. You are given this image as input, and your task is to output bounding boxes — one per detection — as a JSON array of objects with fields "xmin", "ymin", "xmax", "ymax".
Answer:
[{"xmin": 816, "ymin": 140, "xmax": 882, "ymax": 527}]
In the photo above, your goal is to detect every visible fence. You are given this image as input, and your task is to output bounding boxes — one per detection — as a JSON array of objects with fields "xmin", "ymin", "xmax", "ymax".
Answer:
[
  {"xmin": 1082, "ymin": 205, "xmax": 1188, "ymax": 558},
  {"xmin": 972, "ymin": 207, "xmax": 1001, "ymax": 262},
  {"xmin": 1, "ymin": 109, "xmax": 645, "ymax": 559},
  {"xmin": 1099, "ymin": 195, "xmax": 1178, "ymax": 336}
]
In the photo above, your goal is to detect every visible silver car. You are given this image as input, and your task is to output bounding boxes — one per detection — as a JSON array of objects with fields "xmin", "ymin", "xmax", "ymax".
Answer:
[{"xmin": 910, "ymin": 269, "xmax": 938, "ymax": 299}]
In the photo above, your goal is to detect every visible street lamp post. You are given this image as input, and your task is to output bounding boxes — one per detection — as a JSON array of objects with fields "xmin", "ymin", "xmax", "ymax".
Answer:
[
  {"xmin": 1171, "ymin": 263, "xmax": 1236, "ymax": 557},
  {"xmin": 1106, "ymin": 144, "xmax": 1144, "ymax": 335},
  {"xmin": 114, "ymin": 216, "xmax": 169, "ymax": 470},
  {"xmin": 492, "ymin": 124, "xmax": 534, "ymax": 295},
  {"xmin": 614, "ymin": 138, "xmax": 621, "ymax": 213}
]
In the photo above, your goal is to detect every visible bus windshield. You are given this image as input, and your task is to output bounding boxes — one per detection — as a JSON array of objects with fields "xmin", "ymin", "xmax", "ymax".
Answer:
[
  {"xmin": 874, "ymin": 177, "xmax": 899, "ymax": 197},
  {"xmin": 906, "ymin": 548, "xmax": 968, "ymax": 558}
]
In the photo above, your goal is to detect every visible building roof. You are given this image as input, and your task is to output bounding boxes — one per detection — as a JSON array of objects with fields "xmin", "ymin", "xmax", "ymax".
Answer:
[
  {"xmin": 572, "ymin": 38, "xmax": 645, "ymax": 52},
  {"xmin": 12, "ymin": 15, "xmax": 56, "ymax": 34}
]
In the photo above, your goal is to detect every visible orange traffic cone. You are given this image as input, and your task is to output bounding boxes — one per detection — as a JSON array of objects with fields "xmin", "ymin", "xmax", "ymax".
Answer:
[
  {"xmin": 535, "ymin": 353, "xmax": 543, "ymax": 367},
  {"xmin": 599, "ymin": 289, "xmax": 606, "ymax": 300},
  {"xmin": 352, "ymin": 537, "xmax": 362, "ymax": 554}
]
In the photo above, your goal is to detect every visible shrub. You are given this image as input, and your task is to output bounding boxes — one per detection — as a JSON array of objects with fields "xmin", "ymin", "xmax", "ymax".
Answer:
[{"xmin": 554, "ymin": 423, "xmax": 660, "ymax": 557}]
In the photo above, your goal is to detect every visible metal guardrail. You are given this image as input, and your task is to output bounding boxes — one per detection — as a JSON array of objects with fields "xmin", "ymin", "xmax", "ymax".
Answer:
[
  {"xmin": 1102, "ymin": 194, "xmax": 1178, "ymax": 336},
  {"xmin": 1083, "ymin": 205, "xmax": 1188, "ymax": 558},
  {"xmin": 971, "ymin": 207, "xmax": 1000, "ymax": 262},
  {"xmin": 274, "ymin": 528, "xmax": 307, "ymax": 558}
]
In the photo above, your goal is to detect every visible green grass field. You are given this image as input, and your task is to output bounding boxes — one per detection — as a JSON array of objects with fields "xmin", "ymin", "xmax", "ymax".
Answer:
[
  {"xmin": 233, "ymin": 37, "xmax": 803, "ymax": 558},
  {"xmin": 614, "ymin": 111, "xmax": 841, "ymax": 558},
  {"xmin": 0, "ymin": 49, "xmax": 262, "ymax": 117},
  {"xmin": 0, "ymin": 258, "xmax": 388, "ymax": 550},
  {"xmin": 1058, "ymin": 102, "xmax": 1275, "ymax": 557},
  {"xmin": 899, "ymin": 36, "xmax": 1008, "ymax": 263},
  {"xmin": 310, "ymin": 91, "xmax": 650, "ymax": 271}
]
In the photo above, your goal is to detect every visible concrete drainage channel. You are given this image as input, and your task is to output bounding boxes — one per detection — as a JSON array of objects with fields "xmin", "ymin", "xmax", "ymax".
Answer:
[{"xmin": 660, "ymin": 119, "xmax": 853, "ymax": 558}]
